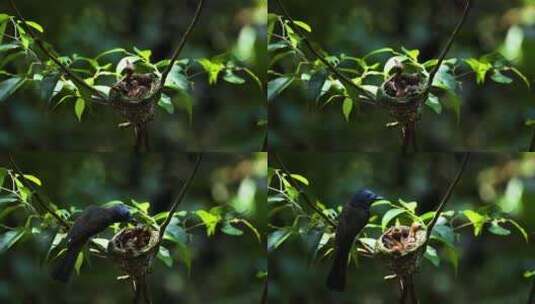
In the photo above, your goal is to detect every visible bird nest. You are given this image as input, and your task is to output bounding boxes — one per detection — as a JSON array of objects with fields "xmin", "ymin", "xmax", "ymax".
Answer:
[
  {"xmin": 109, "ymin": 73, "xmax": 161, "ymax": 126},
  {"xmin": 107, "ymin": 225, "xmax": 160, "ymax": 279},
  {"xmin": 377, "ymin": 73, "xmax": 428, "ymax": 125},
  {"xmin": 375, "ymin": 223, "xmax": 427, "ymax": 277}
]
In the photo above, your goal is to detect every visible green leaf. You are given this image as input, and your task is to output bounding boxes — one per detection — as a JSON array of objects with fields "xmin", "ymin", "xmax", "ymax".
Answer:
[
  {"xmin": 267, "ymin": 76, "xmax": 294, "ymax": 102},
  {"xmin": 171, "ymin": 92, "xmax": 193, "ymax": 124},
  {"xmin": 381, "ymin": 208, "xmax": 406, "ymax": 230},
  {"xmin": 401, "ymin": 47, "xmax": 420, "ymax": 62},
  {"xmin": 445, "ymin": 91, "xmax": 461, "ymax": 123},
  {"xmin": 431, "ymin": 224, "xmax": 455, "ymax": 248},
  {"xmin": 444, "ymin": 246, "xmax": 459, "ymax": 275},
  {"xmin": 74, "ymin": 98, "xmax": 85, "ymax": 121},
  {"xmin": 158, "ymin": 93, "xmax": 174, "ymax": 114},
  {"xmin": 342, "ymin": 98, "xmax": 353, "ymax": 122},
  {"xmin": 40, "ymin": 74, "xmax": 62, "ymax": 102},
  {"xmin": 198, "ymin": 58, "xmax": 225, "ymax": 85},
  {"xmin": 465, "ymin": 58, "xmax": 492, "ymax": 84},
  {"xmin": 0, "ymin": 229, "xmax": 25, "ymax": 253},
  {"xmin": 463, "ymin": 210, "xmax": 487, "ymax": 236},
  {"xmin": 221, "ymin": 222, "xmax": 244, "ymax": 236},
  {"xmin": 157, "ymin": 246, "xmax": 173, "ymax": 268},
  {"xmin": 0, "ymin": 168, "xmax": 7, "ymax": 187},
  {"xmin": 25, "ymin": 21, "xmax": 44, "ymax": 33},
  {"xmin": 289, "ymin": 174, "xmax": 309, "ymax": 186},
  {"xmin": 23, "ymin": 175, "xmax": 41, "ymax": 186},
  {"xmin": 164, "ymin": 64, "xmax": 190, "ymax": 91},
  {"xmin": 293, "ymin": 20, "xmax": 312, "ymax": 33},
  {"xmin": 432, "ymin": 65, "xmax": 457, "ymax": 92},
  {"xmin": 524, "ymin": 270, "xmax": 535, "ymax": 278},
  {"xmin": 424, "ymin": 246, "xmax": 440, "ymax": 267},
  {"xmin": 0, "ymin": 77, "xmax": 25, "ymax": 103},
  {"xmin": 74, "ymin": 252, "xmax": 84, "ymax": 275},
  {"xmin": 195, "ymin": 210, "xmax": 222, "ymax": 236},
  {"xmin": 133, "ymin": 47, "xmax": 152, "ymax": 62},
  {"xmin": 223, "ymin": 70, "xmax": 246, "ymax": 85},
  {"xmin": 425, "ymin": 94, "xmax": 442, "ymax": 114},
  {"xmin": 176, "ymin": 241, "xmax": 191, "ymax": 275},
  {"xmin": 490, "ymin": 70, "xmax": 513, "ymax": 84},
  {"xmin": 308, "ymin": 70, "xmax": 327, "ymax": 101},
  {"xmin": 268, "ymin": 229, "xmax": 292, "ymax": 252},
  {"xmin": 488, "ymin": 221, "xmax": 511, "ymax": 236}
]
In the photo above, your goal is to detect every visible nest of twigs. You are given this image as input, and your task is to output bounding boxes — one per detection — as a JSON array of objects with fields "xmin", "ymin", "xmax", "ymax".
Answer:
[
  {"xmin": 107, "ymin": 225, "xmax": 160, "ymax": 279},
  {"xmin": 376, "ymin": 223, "xmax": 427, "ymax": 277},
  {"xmin": 377, "ymin": 73, "xmax": 428, "ymax": 125},
  {"xmin": 109, "ymin": 71, "xmax": 161, "ymax": 126}
]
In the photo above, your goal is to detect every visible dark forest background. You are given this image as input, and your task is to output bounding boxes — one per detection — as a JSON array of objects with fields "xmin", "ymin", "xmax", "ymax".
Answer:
[
  {"xmin": 269, "ymin": 0, "xmax": 535, "ymax": 152},
  {"xmin": 0, "ymin": 0, "xmax": 266, "ymax": 152},
  {"xmin": 0, "ymin": 152, "xmax": 267, "ymax": 304},
  {"xmin": 269, "ymin": 152, "xmax": 535, "ymax": 303}
]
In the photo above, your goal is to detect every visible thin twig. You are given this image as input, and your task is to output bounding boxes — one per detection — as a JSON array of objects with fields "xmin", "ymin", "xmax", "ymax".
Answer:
[
  {"xmin": 157, "ymin": 154, "xmax": 203, "ymax": 243},
  {"xmin": 529, "ymin": 128, "xmax": 535, "ymax": 152},
  {"xmin": 272, "ymin": 153, "xmax": 337, "ymax": 228},
  {"xmin": 8, "ymin": 155, "xmax": 71, "ymax": 229},
  {"xmin": 260, "ymin": 275, "xmax": 268, "ymax": 304},
  {"xmin": 426, "ymin": 0, "xmax": 472, "ymax": 91},
  {"xmin": 8, "ymin": 0, "xmax": 106, "ymax": 101},
  {"xmin": 528, "ymin": 276, "xmax": 535, "ymax": 304},
  {"xmin": 273, "ymin": 0, "xmax": 376, "ymax": 101},
  {"xmin": 158, "ymin": 0, "xmax": 205, "ymax": 92},
  {"xmin": 425, "ymin": 153, "xmax": 471, "ymax": 241}
]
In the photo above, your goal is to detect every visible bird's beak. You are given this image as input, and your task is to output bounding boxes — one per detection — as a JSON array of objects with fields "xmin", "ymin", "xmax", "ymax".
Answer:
[{"xmin": 374, "ymin": 195, "xmax": 385, "ymax": 201}]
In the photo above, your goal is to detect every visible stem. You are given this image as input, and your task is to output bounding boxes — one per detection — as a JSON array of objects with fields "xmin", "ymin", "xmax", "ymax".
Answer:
[
  {"xmin": 272, "ymin": 153, "xmax": 337, "ymax": 228},
  {"xmin": 408, "ymin": 275, "xmax": 418, "ymax": 304},
  {"xmin": 8, "ymin": 0, "xmax": 106, "ymax": 101},
  {"xmin": 399, "ymin": 277, "xmax": 408, "ymax": 304},
  {"xmin": 157, "ymin": 154, "xmax": 203, "ymax": 244},
  {"xmin": 426, "ymin": 0, "xmax": 472, "ymax": 91},
  {"xmin": 260, "ymin": 276, "xmax": 268, "ymax": 304},
  {"xmin": 262, "ymin": 131, "xmax": 268, "ymax": 152},
  {"xmin": 528, "ymin": 276, "xmax": 535, "ymax": 304},
  {"xmin": 273, "ymin": 0, "xmax": 376, "ymax": 101},
  {"xmin": 425, "ymin": 153, "xmax": 471, "ymax": 241},
  {"xmin": 529, "ymin": 128, "xmax": 535, "ymax": 152},
  {"xmin": 158, "ymin": 0, "xmax": 205, "ymax": 92},
  {"xmin": 8, "ymin": 155, "xmax": 71, "ymax": 229}
]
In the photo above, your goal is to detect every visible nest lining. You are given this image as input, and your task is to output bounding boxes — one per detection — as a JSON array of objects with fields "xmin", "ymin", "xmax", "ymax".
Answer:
[
  {"xmin": 108, "ymin": 226, "xmax": 160, "ymax": 278},
  {"xmin": 378, "ymin": 73, "xmax": 429, "ymax": 125},
  {"xmin": 376, "ymin": 223, "xmax": 427, "ymax": 277},
  {"xmin": 109, "ymin": 72, "xmax": 161, "ymax": 126}
]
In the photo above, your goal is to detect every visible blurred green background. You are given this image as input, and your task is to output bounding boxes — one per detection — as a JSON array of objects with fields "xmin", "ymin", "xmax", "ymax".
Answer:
[
  {"xmin": 269, "ymin": 0, "xmax": 535, "ymax": 151},
  {"xmin": 0, "ymin": 0, "xmax": 267, "ymax": 152},
  {"xmin": 269, "ymin": 152, "xmax": 535, "ymax": 303},
  {"xmin": 0, "ymin": 152, "xmax": 267, "ymax": 304}
]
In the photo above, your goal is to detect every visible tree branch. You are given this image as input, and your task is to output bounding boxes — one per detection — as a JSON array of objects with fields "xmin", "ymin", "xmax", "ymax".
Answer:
[
  {"xmin": 8, "ymin": 155, "xmax": 71, "ymax": 229},
  {"xmin": 157, "ymin": 153, "xmax": 203, "ymax": 243},
  {"xmin": 528, "ymin": 277, "xmax": 535, "ymax": 304},
  {"xmin": 425, "ymin": 153, "xmax": 471, "ymax": 241},
  {"xmin": 158, "ymin": 0, "xmax": 206, "ymax": 92},
  {"xmin": 272, "ymin": 153, "xmax": 337, "ymax": 228},
  {"xmin": 529, "ymin": 128, "xmax": 535, "ymax": 152},
  {"xmin": 273, "ymin": 0, "xmax": 376, "ymax": 101},
  {"xmin": 426, "ymin": 0, "xmax": 472, "ymax": 90},
  {"xmin": 8, "ymin": 0, "xmax": 107, "ymax": 101}
]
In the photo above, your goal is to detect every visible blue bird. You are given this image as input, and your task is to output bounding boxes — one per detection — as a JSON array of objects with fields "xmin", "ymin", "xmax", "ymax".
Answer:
[
  {"xmin": 326, "ymin": 189, "xmax": 383, "ymax": 292},
  {"xmin": 51, "ymin": 204, "xmax": 132, "ymax": 282}
]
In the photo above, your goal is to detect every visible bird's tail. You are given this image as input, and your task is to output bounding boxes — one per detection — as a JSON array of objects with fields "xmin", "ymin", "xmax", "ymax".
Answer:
[
  {"xmin": 51, "ymin": 245, "xmax": 81, "ymax": 282},
  {"xmin": 326, "ymin": 245, "xmax": 350, "ymax": 292}
]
